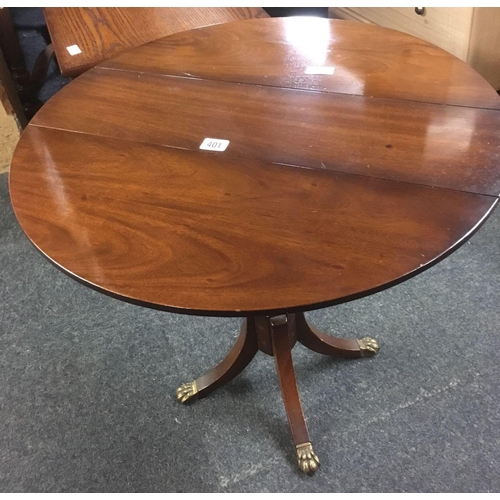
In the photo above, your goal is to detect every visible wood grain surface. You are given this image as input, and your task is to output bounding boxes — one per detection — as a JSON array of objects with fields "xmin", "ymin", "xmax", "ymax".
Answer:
[
  {"xmin": 43, "ymin": 7, "xmax": 268, "ymax": 77},
  {"xmin": 272, "ymin": 316, "xmax": 311, "ymax": 447},
  {"xmin": 31, "ymin": 68, "xmax": 500, "ymax": 196},
  {"xmin": 101, "ymin": 17, "xmax": 500, "ymax": 109},
  {"xmin": 10, "ymin": 126, "xmax": 497, "ymax": 315},
  {"xmin": 9, "ymin": 18, "xmax": 500, "ymax": 316}
]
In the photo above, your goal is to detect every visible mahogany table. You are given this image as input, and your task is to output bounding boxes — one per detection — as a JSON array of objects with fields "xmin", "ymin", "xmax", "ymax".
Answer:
[{"xmin": 9, "ymin": 17, "xmax": 500, "ymax": 475}]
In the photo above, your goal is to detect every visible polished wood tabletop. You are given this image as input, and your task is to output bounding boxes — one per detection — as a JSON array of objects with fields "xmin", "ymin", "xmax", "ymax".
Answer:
[
  {"xmin": 10, "ymin": 17, "xmax": 500, "ymax": 317},
  {"xmin": 43, "ymin": 7, "xmax": 268, "ymax": 78}
]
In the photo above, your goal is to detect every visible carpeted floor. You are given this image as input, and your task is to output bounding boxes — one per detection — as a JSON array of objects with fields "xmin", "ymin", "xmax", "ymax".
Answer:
[{"xmin": 1, "ymin": 170, "xmax": 499, "ymax": 492}]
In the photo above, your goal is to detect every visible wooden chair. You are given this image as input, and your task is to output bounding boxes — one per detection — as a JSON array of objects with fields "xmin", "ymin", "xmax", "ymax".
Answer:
[
  {"xmin": 0, "ymin": 7, "xmax": 55, "ymax": 119},
  {"xmin": 43, "ymin": 7, "xmax": 268, "ymax": 78}
]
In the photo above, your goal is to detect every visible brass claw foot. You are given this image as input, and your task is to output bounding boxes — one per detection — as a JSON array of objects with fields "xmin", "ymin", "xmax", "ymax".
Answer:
[
  {"xmin": 296, "ymin": 442, "xmax": 320, "ymax": 475},
  {"xmin": 357, "ymin": 337, "xmax": 380, "ymax": 357},
  {"xmin": 176, "ymin": 381, "xmax": 198, "ymax": 403}
]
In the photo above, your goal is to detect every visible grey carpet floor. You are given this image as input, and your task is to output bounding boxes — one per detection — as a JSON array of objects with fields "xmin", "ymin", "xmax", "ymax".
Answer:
[{"xmin": 1, "ymin": 171, "xmax": 499, "ymax": 492}]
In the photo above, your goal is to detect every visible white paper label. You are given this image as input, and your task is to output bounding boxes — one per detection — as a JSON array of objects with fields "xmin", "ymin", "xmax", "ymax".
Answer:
[
  {"xmin": 66, "ymin": 44, "xmax": 82, "ymax": 56},
  {"xmin": 305, "ymin": 66, "xmax": 335, "ymax": 75},
  {"xmin": 199, "ymin": 138, "xmax": 230, "ymax": 152}
]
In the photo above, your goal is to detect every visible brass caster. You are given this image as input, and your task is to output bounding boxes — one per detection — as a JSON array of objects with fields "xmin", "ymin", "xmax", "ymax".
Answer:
[
  {"xmin": 176, "ymin": 381, "xmax": 198, "ymax": 403},
  {"xmin": 296, "ymin": 442, "xmax": 320, "ymax": 475},
  {"xmin": 357, "ymin": 337, "xmax": 380, "ymax": 357}
]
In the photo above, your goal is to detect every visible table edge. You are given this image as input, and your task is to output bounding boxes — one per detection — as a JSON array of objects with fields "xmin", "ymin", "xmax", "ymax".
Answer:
[{"xmin": 11, "ymin": 187, "xmax": 497, "ymax": 318}]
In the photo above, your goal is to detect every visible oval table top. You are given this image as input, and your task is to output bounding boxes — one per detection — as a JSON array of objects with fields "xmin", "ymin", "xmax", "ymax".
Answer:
[{"xmin": 9, "ymin": 17, "xmax": 500, "ymax": 317}]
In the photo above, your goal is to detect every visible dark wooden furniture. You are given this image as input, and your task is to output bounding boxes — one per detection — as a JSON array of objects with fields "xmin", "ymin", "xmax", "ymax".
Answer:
[
  {"xmin": 0, "ymin": 7, "xmax": 54, "ymax": 120},
  {"xmin": 9, "ymin": 17, "xmax": 500, "ymax": 475},
  {"xmin": 43, "ymin": 7, "xmax": 268, "ymax": 78}
]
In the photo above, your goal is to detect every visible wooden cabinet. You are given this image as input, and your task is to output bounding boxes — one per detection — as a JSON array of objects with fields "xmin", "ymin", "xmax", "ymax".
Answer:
[{"xmin": 329, "ymin": 7, "xmax": 500, "ymax": 90}]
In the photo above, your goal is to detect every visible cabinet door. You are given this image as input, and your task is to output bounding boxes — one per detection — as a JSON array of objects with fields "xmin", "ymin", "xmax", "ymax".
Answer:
[
  {"xmin": 329, "ymin": 8, "xmax": 473, "ymax": 61},
  {"xmin": 468, "ymin": 8, "xmax": 500, "ymax": 89}
]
